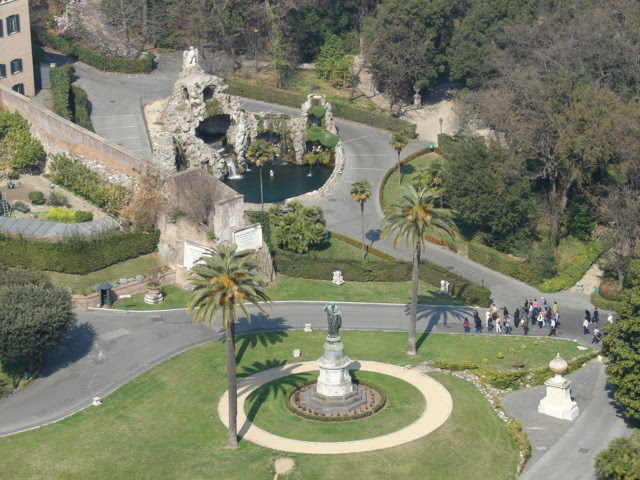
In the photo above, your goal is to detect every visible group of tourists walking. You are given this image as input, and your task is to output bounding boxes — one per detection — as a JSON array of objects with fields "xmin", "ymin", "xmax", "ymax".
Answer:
[
  {"xmin": 583, "ymin": 307, "xmax": 614, "ymax": 344},
  {"xmin": 462, "ymin": 297, "xmax": 561, "ymax": 337}
]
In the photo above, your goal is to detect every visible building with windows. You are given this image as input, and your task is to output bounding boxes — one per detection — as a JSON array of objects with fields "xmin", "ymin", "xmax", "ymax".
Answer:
[{"xmin": 0, "ymin": 0, "xmax": 34, "ymax": 96}]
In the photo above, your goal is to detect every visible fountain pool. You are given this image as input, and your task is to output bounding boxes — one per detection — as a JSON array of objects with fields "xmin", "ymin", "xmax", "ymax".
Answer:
[{"xmin": 223, "ymin": 162, "xmax": 332, "ymax": 204}]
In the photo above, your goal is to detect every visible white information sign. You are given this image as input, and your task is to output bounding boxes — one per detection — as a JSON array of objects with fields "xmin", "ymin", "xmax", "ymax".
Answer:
[
  {"xmin": 233, "ymin": 224, "xmax": 263, "ymax": 252},
  {"xmin": 183, "ymin": 242, "xmax": 211, "ymax": 270}
]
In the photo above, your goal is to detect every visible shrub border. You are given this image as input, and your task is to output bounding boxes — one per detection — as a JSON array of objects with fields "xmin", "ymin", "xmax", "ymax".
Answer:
[
  {"xmin": 274, "ymin": 231, "xmax": 491, "ymax": 306},
  {"xmin": 34, "ymin": 29, "xmax": 154, "ymax": 74},
  {"xmin": 283, "ymin": 379, "xmax": 387, "ymax": 423}
]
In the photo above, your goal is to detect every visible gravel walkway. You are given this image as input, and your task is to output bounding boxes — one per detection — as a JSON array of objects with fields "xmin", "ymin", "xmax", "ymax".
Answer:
[{"xmin": 218, "ymin": 360, "xmax": 452, "ymax": 454}]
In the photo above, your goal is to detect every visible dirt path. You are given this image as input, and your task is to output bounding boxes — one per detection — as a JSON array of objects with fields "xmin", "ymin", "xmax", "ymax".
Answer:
[{"xmin": 354, "ymin": 57, "xmax": 458, "ymax": 142}]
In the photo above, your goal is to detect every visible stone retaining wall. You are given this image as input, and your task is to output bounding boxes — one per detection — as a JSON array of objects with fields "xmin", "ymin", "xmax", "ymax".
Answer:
[{"xmin": 0, "ymin": 84, "xmax": 160, "ymax": 187}]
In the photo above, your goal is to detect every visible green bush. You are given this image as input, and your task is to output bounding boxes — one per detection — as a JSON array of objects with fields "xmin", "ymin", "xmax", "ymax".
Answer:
[
  {"xmin": 34, "ymin": 29, "xmax": 154, "ymax": 74},
  {"xmin": 74, "ymin": 210, "xmax": 93, "ymax": 223},
  {"xmin": 49, "ymin": 64, "xmax": 74, "ymax": 121},
  {"xmin": 0, "ymin": 230, "xmax": 160, "ymax": 274},
  {"xmin": 49, "ymin": 154, "xmax": 128, "ymax": 210},
  {"xmin": 47, "ymin": 191, "xmax": 70, "ymax": 207},
  {"xmin": 225, "ymin": 78, "xmax": 416, "ymax": 137},
  {"xmin": 71, "ymin": 86, "xmax": 94, "ymax": 131},
  {"xmin": 468, "ymin": 242, "xmax": 545, "ymax": 286},
  {"xmin": 506, "ymin": 419, "xmax": 531, "ymax": 464},
  {"xmin": 46, "ymin": 207, "xmax": 77, "ymax": 223},
  {"xmin": 591, "ymin": 291, "xmax": 623, "ymax": 312},
  {"xmin": 27, "ymin": 191, "xmax": 45, "ymax": 205},
  {"xmin": 595, "ymin": 430, "xmax": 640, "ymax": 480},
  {"xmin": 538, "ymin": 242, "xmax": 607, "ymax": 292},
  {"xmin": 434, "ymin": 360, "xmax": 478, "ymax": 371}
]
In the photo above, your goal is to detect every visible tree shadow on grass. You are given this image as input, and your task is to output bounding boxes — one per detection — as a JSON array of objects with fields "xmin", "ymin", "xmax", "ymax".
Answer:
[
  {"xmin": 41, "ymin": 319, "xmax": 96, "ymax": 378},
  {"xmin": 235, "ymin": 330, "xmax": 289, "ymax": 365},
  {"xmin": 240, "ymin": 362, "xmax": 313, "ymax": 434},
  {"xmin": 400, "ymin": 304, "xmax": 474, "ymax": 353}
]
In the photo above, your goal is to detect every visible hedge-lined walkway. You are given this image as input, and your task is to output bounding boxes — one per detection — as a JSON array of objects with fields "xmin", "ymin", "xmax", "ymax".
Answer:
[{"xmin": 0, "ymin": 216, "xmax": 118, "ymax": 238}]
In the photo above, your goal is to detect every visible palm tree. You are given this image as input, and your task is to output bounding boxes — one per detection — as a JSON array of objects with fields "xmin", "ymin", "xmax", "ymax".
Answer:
[
  {"xmin": 350, "ymin": 179, "xmax": 372, "ymax": 259},
  {"xmin": 390, "ymin": 130, "xmax": 408, "ymax": 186},
  {"xmin": 381, "ymin": 186, "xmax": 457, "ymax": 355},
  {"xmin": 187, "ymin": 244, "xmax": 271, "ymax": 448},
  {"xmin": 246, "ymin": 139, "xmax": 273, "ymax": 210}
]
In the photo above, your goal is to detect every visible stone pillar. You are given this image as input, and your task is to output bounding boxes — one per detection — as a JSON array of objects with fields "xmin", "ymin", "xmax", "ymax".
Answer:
[{"xmin": 538, "ymin": 353, "xmax": 579, "ymax": 421}]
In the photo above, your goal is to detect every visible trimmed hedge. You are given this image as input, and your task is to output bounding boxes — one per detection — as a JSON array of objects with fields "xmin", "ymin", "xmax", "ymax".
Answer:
[
  {"xmin": 71, "ymin": 86, "xmax": 94, "ymax": 131},
  {"xmin": 274, "ymin": 232, "xmax": 491, "ymax": 306},
  {"xmin": 49, "ymin": 64, "xmax": 73, "ymax": 120},
  {"xmin": 538, "ymin": 241, "xmax": 607, "ymax": 292},
  {"xmin": 225, "ymin": 78, "xmax": 416, "ymax": 138},
  {"xmin": 0, "ymin": 230, "xmax": 160, "ymax": 274},
  {"xmin": 467, "ymin": 242, "xmax": 545, "ymax": 286},
  {"xmin": 34, "ymin": 29, "xmax": 154, "ymax": 74}
]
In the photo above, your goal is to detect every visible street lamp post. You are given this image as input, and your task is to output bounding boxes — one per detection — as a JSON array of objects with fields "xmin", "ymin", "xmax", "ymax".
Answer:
[{"xmin": 439, "ymin": 117, "xmax": 443, "ymax": 134}]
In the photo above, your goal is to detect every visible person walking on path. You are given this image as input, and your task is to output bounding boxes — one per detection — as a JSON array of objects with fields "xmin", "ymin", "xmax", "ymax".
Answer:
[
  {"xmin": 503, "ymin": 306, "xmax": 509, "ymax": 318},
  {"xmin": 463, "ymin": 317, "xmax": 470, "ymax": 334},
  {"xmin": 487, "ymin": 316, "xmax": 494, "ymax": 332},
  {"xmin": 495, "ymin": 316, "xmax": 502, "ymax": 334},
  {"xmin": 592, "ymin": 327, "xmax": 602, "ymax": 344},
  {"xmin": 504, "ymin": 316, "xmax": 512, "ymax": 334},
  {"xmin": 548, "ymin": 318, "xmax": 557, "ymax": 336},
  {"xmin": 485, "ymin": 310, "xmax": 491, "ymax": 330},
  {"xmin": 593, "ymin": 307, "xmax": 599, "ymax": 324},
  {"xmin": 585, "ymin": 308, "xmax": 591, "ymax": 323},
  {"xmin": 552, "ymin": 301, "xmax": 559, "ymax": 315},
  {"xmin": 513, "ymin": 308, "xmax": 520, "ymax": 328},
  {"xmin": 473, "ymin": 311, "xmax": 482, "ymax": 333},
  {"xmin": 583, "ymin": 318, "xmax": 590, "ymax": 335},
  {"xmin": 522, "ymin": 316, "xmax": 529, "ymax": 336}
]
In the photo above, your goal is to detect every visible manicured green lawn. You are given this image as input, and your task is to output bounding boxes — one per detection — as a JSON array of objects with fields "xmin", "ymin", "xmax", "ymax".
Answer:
[
  {"xmin": 0, "ymin": 331, "xmax": 523, "ymax": 480},
  {"xmin": 114, "ymin": 285, "xmax": 191, "ymax": 310},
  {"xmin": 112, "ymin": 276, "xmax": 466, "ymax": 310},
  {"xmin": 264, "ymin": 276, "xmax": 466, "ymax": 305},
  {"xmin": 47, "ymin": 253, "xmax": 164, "ymax": 295},
  {"xmin": 382, "ymin": 153, "xmax": 442, "ymax": 208},
  {"xmin": 285, "ymin": 236, "xmax": 385, "ymax": 262},
  {"xmin": 246, "ymin": 371, "xmax": 425, "ymax": 441}
]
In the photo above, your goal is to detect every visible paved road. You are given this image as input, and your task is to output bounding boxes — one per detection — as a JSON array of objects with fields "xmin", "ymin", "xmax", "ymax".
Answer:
[
  {"xmin": 0, "ymin": 303, "xmax": 468, "ymax": 436},
  {"xmin": 19, "ymin": 53, "xmax": 629, "ymax": 477},
  {"xmin": 66, "ymin": 50, "xmax": 601, "ymax": 323}
]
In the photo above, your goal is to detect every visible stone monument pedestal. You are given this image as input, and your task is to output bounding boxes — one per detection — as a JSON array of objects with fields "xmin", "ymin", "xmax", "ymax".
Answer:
[
  {"xmin": 538, "ymin": 354, "xmax": 579, "ymax": 421},
  {"xmin": 303, "ymin": 334, "xmax": 367, "ymax": 414},
  {"xmin": 144, "ymin": 290, "xmax": 164, "ymax": 305}
]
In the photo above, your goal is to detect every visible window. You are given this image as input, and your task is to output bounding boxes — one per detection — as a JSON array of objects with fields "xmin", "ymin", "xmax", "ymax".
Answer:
[
  {"xmin": 10, "ymin": 58, "xmax": 22, "ymax": 74},
  {"xmin": 0, "ymin": 19, "xmax": 3, "ymax": 37},
  {"xmin": 7, "ymin": 14, "xmax": 19, "ymax": 35},
  {"xmin": 12, "ymin": 83, "xmax": 24, "ymax": 95},
  {"xmin": 0, "ymin": 64, "xmax": 5, "ymax": 79}
]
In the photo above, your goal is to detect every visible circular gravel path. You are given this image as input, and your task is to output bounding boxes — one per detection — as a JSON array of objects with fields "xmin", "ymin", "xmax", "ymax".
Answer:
[{"xmin": 217, "ymin": 360, "xmax": 453, "ymax": 454}]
